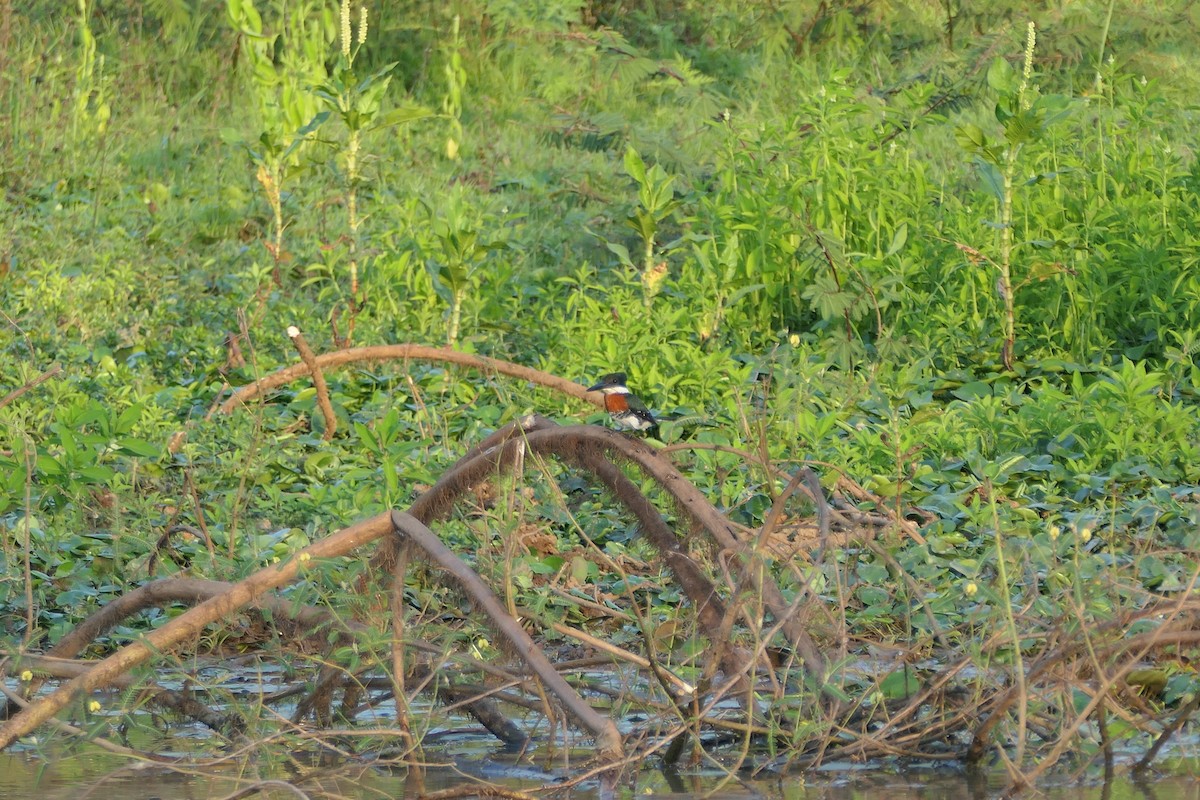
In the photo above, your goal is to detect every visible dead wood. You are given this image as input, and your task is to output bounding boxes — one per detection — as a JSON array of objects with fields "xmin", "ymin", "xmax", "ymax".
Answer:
[
  {"xmin": 19, "ymin": 572, "xmax": 525, "ymax": 746},
  {"xmin": 390, "ymin": 510, "xmax": 625, "ymax": 762},
  {"xmin": 287, "ymin": 326, "xmax": 336, "ymax": 440},
  {"xmin": 0, "ymin": 540, "xmax": 535, "ymax": 755},
  {"xmin": 372, "ymin": 420, "xmax": 825, "ymax": 680},
  {"xmin": 0, "ymin": 513, "xmax": 395, "ymax": 750},
  {"xmin": 147, "ymin": 524, "xmax": 217, "ymax": 576},
  {"xmin": 43, "ymin": 577, "xmax": 357, "ymax": 662},
  {"xmin": 536, "ymin": 427, "xmax": 825, "ymax": 678},
  {"xmin": 565, "ymin": 448, "xmax": 752, "ymax": 692},
  {"xmin": 660, "ymin": 441, "xmax": 927, "ymax": 545},
  {"xmin": 217, "ymin": 345, "xmax": 604, "ymax": 415},
  {"xmin": 968, "ymin": 595, "xmax": 1200, "ymax": 764},
  {"xmin": 409, "ymin": 664, "xmax": 529, "ymax": 747},
  {"xmin": 2, "ymin": 576, "xmax": 355, "ymax": 723}
]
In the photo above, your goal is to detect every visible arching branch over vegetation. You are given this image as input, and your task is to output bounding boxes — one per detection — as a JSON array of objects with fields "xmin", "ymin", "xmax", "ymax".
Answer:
[{"xmin": 218, "ymin": 344, "xmax": 604, "ymax": 415}]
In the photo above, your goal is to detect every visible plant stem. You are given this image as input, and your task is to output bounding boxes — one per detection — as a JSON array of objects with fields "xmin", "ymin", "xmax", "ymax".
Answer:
[
  {"xmin": 1094, "ymin": 0, "xmax": 1116, "ymax": 93},
  {"xmin": 990, "ymin": 494, "xmax": 1027, "ymax": 765},
  {"xmin": 449, "ymin": 287, "xmax": 463, "ymax": 346},
  {"xmin": 999, "ymin": 145, "xmax": 1017, "ymax": 370},
  {"xmin": 346, "ymin": 129, "xmax": 360, "ymax": 300}
]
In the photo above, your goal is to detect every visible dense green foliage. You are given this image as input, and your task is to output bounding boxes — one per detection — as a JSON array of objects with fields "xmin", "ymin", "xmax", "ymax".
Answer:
[{"xmin": 2, "ymin": 0, "xmax": 1200, "ymax": 765}]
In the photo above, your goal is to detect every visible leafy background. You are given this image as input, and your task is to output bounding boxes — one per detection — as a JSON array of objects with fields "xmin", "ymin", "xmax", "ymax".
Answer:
[{"xmin": 2, "ymin": 0, "xmax": 1200, "ymax": 748}]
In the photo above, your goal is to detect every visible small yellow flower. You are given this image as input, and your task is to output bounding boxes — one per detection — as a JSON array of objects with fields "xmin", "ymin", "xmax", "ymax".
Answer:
[
  {"xmin": 88, "ymin": 700, "xmax": 101, "ymax": 713},
  {"xmin": 20, "ymin": 670, "xmax": 33, "ymax": 682},
  {"xmin": 298, "ymin": 552, "xmax": 311, "ymax": 563},
  {"xmin": 1080, "ymin": 527, "xmax": 1092, "ymax": 543},
  {"xmin": 964, "ymin": 581, "xmax": 978, "ymax": 598},
  {"xmin": 1048, "ymin": 525, "xmax": 1060, "ymax": 541},
  {"xmin": 788, "ymin": 333, "xmax": 801, "ymax": 347}
]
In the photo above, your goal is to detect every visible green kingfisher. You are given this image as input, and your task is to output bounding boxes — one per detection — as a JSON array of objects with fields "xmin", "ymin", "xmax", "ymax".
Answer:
[{"xmin": 586, "ymin": 372, "xmax": 658, "ymax": 434}]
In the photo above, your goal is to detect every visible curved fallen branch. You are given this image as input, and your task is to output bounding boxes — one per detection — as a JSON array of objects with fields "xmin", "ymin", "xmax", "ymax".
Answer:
[
  {"xmin": 218, "ymin": 344, "xmax": 603, "ymax": 415},
  {"xmin": 43, "ymin": 577, "xmax": 358, "ymax": 662},
  {"xmin": 373, "ymin": 420, "xmax": 825, "ymax": 679}
]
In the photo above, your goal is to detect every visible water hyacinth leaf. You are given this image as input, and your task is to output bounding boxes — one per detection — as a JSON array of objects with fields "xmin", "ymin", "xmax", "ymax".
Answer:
[{"xmin": 879, "ymin": 669, "xmax": 921, "ymax": 700}]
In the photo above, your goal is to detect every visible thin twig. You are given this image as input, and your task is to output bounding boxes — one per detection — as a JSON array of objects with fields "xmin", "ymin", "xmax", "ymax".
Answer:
[
  {"xmin": 287, "ymin": 326, "xmax": 336, "ymax": 440},
  {"xmin": 0, "ymin": 363, "xmax": 61, "ymax": 410}
]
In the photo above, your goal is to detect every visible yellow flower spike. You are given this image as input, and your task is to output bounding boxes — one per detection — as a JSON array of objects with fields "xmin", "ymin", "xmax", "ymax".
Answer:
[{"xmin": 340, "ymin": 0, "xmax": 351, "ymax": 57}]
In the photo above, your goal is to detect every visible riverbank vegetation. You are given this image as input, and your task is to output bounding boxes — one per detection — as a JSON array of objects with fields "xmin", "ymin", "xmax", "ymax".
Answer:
[{"xmin": 2, "ymin": 1, "xmax": 1199, "ymax": 795}]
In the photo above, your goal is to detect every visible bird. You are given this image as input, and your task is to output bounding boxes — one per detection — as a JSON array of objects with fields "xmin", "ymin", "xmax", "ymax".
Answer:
[{"xmin": 586, "ymin": 372, "xmax": 658, "ymax": 435}]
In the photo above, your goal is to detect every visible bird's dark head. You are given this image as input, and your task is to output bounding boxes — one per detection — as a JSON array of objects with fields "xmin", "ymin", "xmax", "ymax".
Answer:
[{"xmin": 586, "ymin": 372, "xmax": 630, "ymax": 394}]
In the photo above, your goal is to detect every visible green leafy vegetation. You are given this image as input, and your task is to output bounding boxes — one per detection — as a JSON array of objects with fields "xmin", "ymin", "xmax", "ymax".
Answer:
[{"xmin": 2, "ymin": 0, "xmax": 1200, "ymax": 787}]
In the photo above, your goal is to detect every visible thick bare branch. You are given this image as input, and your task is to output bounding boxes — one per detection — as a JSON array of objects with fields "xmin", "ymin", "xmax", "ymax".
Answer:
[{"xmin": 390, "ymin": 511, "xmax": 624, "ymax": 762}]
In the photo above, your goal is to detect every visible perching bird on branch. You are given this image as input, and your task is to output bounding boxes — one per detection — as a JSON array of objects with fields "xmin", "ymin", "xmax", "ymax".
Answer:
[{"xmin": 586, "ymin": 372, "xmax": 658, "ymax": 435}]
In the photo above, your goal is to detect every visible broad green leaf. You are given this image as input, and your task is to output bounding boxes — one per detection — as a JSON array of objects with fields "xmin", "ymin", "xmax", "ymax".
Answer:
[
  {"xmin": 605, "ymin": 241, "xmax": 633, "ymax": 267},
  {"xmin": 37, "ymin": 455, "xmax": 64, "ymax": 476},
  {"xmin": 116, "ymin": 404, "xmax": 142, "ymax": 435},
  {"xmin": 624, "ymin": 146, "xmax": 647, "ymax": 183},
  {"xmin": 976, "ymin": 159, "xmax": 1004, "ymax": 202},
  {"xmin": 372, "ymin": 105, "xmax": 435, "ymax": 131},
  {"xmin": 986, "ymin": 56, "xmax": 1017, "ymax": 94},
  {"xmin": 955, "ymin": 123, "xmax": 989, "ymax": 154},
  {"xmin": 117, "ymin": 439, "xmax": 161, "ymax": 458},
  {"xmin": 77, "ymin": 465, "xmax": 116, "ymax": 482},
  {"xmin": 886, "ymin": 222, "xmax": 908, "ymax": 257},
  {"xmin": 952, "ymin": 381, "xmax": 991, "ymax": 400}
]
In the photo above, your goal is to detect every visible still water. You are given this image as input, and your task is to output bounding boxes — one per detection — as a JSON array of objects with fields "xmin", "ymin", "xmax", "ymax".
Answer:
[
  {"xmin": 3, "ymin": 669, "xmax": 1197, "ymax": 799},
  {"xmin": 1, "ymin": 741, "xmax": 1197, "ymax": 799}
]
